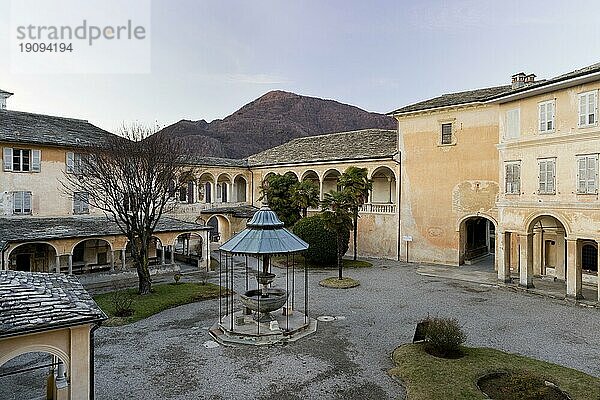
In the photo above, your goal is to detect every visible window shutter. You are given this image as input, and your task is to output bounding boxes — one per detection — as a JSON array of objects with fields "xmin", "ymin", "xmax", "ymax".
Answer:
[
  {"xmin": 594, "ymin": 91, "xmax": 599, "ymax": 125},
  {"xmin": 579, "ymin": 95, "xmax": 587, "ymax": 126},
  {"xmin": 588, "ymin": 92, "xmax": 596, "ymax": 124},
  {"xmin": 539, "ymin": 104, "xmax": 545, "ymax": 131},
  {"xmin": 548, "ymin": 102, "xmax": 555, "ymax": 130},
  {"xmin": 505, "ymin": 164, "xmax": 512, "ymax": 192},
  {"xmin": 31, "ymin": 149, "xmax": 41, "ymax": 172},
  {"xmin": 578, "ymin": 157, "xmax": 587, "ymax": 193},
  {"xmin": 82, "ymin": 193, "xmax": 89, "ymax": 213},
  {"xmin": 549, "ymin": 160, "xmax": 556, "ymax": 193},
  {"xmin": 3, "ymin": 148, "xmax": 12, "ymax": 171},
  {"xmin": 66, "ymin": 152, "xmax": 74, "ymax": 173},
  {"xmin": 515, "ymin": 164, "xmax": 521, "ymax": 193},
  {"xmin": 588, "ymin": 156, "xmax": 597, "ymax": 193},
  {"xmin": 24, "ymin": 192, "xmax": 32, "ymax": 213},
  {"xmin": 13, "ymin": 192, "xmax": 22, "ymax": 213},
  {"xmin": 539, "ymin": 161, "xmax": 546, "ymax": 192}
]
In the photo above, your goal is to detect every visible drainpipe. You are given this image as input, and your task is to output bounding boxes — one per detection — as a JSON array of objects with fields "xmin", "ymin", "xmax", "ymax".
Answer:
[
  {"xmin": 89, "ymin": 322, "xmax": 102, "ymax": 400},
  {"xmin": 393, "ymin": 154, "xmax": 402, "ymax": 262}
]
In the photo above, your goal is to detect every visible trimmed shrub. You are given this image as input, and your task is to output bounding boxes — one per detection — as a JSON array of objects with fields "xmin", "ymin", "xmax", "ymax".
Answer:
[
  {"xmin": 293, "ymin": 215, "xmax": 349, "ymax": 266},
  {"xmin": 420, "ymin": 316, "xmax": 466, "ymax": 358}
]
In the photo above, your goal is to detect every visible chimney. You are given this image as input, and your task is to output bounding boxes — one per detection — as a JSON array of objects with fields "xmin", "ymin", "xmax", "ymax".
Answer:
[
  {"xmin": 525, "ymin": 73, "xmax": 536, "ymax": 84},
  {"xmin": 0, "ymin": 89, "xmax": 13, "ymax": 110},
  {"xmin": 511, "ymin": 73, "xmax": 527, "ymax": 89}
]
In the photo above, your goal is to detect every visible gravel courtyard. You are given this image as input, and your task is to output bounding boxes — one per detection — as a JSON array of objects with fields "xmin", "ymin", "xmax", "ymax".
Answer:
[{"xmin": 92, "ymin": 260, "xmax": 600, "ymax": 400}]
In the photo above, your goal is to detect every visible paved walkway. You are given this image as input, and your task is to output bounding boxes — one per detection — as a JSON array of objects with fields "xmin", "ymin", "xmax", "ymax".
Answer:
[
  {"xmin": 417, "ymin": 262, "xmax": 600, "ymax": 307},
  {"xmin": 3, "ymin": 258, "xmax": 600, "ymax": 400}
]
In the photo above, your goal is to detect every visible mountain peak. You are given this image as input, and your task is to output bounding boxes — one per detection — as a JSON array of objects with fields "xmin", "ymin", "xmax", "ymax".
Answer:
[{"xmin": 158, "ymin": 92, "xmax": 395, "ymax": 159}]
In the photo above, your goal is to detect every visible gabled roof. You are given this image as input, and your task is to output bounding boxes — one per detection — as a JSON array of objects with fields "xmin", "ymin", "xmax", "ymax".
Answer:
[
  {"xmin": 0, "ymin": 271, "xmax": 106, "ymax": 338},
  {"xmin": 0, "ymin": 215, "xmax": 210, "ymax": 249},
  {"xmin": 389, "ymin": 85, "xmax": 511, "ymax": 115},
  {"xmin": 185, "ymin": 156, "xmax": 248, "ymax": 168},
  {"xmin": 390, "ymin": 62, "xmax": 600, "ymax": 115},
  {"xmin": 247, "ymin": 129, "xmax": 397, "ymax": 167},
  {"xmin": 0, "ymin": 109, "xmax": 115, "ymax": 148}
]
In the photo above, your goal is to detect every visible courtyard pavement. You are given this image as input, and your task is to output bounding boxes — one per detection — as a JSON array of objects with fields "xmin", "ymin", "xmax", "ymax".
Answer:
[{"xmin": 3, "ymin": 259, "xmax": 600, "ymax": 399}]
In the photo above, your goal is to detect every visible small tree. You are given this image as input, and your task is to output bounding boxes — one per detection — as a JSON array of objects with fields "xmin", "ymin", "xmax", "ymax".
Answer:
[
  {"xmin": 321, "ymin": 191, "xmax": 353, "ymax": 280},
  {"xmin": 62, "ymin": 124, "xmax": 185, "ymax": 295},
  {"xmin": 290, "ymin": 180, "xmax": 320, "ymax": 218},
  {"xmin": 338, "ymin": 166, "xmax": 373, "ymax": 261},
  {"xmin": 259, "ymin": 173, "xmax": 301, "ymax": 226}
]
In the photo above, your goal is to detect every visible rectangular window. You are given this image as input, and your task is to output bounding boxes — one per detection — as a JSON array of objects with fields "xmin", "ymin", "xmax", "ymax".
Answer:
[
  {"xmin": 577, "ymin": 154, "xmax": 598, "ymax": 194},
  {"xmin": 66, "ymin": 152, "xmax": 84, "ymax": 174},
  {"xmin": 73, "ymin": 192, "xmax": 90, "ymax": 214},
  {"xmin": 3, "ymin": 148, "xmax": 40, "ymax": 172},
  {"xmin": 505, "ymin": 162, "xmax": 521, "ymax": 194},
  {"xmin": 441, "ymin": 123, "xmax": 453, "ymax": 144},
  {"xmin": 578, "ymin": 91, "xmax": 598, "ymax": 127},
  {"xmin": 505, "ymin": 109, "xmax": 520, "ymax": 139},
  {"xmin": 13, "ymin": 191, "xmax": 32, "ymax": 214},
  {"xmin": 539, "ymin": 100, "xmax": 555, "ymax": 132},
  {"xmin": 538, "ymin": 158, "xmax": 556, "ymax": 194}
]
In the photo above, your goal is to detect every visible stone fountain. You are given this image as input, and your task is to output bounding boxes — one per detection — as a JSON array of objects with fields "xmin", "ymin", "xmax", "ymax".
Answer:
[{"xmin": 209, "ymin": 205, "xmax": 317, "ymax": 345}]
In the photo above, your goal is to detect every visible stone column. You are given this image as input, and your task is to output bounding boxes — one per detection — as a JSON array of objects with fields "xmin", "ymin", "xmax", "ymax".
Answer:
[
  {"xmin": 319, "ymin": 179, "xmax": 324, "ymax": 200},
  {"xmin": 67, "ymin": 254, "xmax": 73, "ymax": 275},
  {"xmin": 55, "ymin": 255, "xmax": 61, "ymax": 273},
  {"xmin": 170, "ymin": 245, "xmax": 175, "ymax": 264},
  {"xmin": 597, "ymin": 240, "xmax": 600, "ymax": 303},
  {"xmin": 555, "ymin": 233, "xmax": 566, "ymax": 280},
  {"xmin": 110, "ymin": 250, "xmax": 115, "ymax": 271},
  {"xmin": 121, "ymin": 249, "xmax": 126, "ymax": 270},
  {"xmin": 566, "ymin": 239, "xmax": 583, "ymax": 300},
  {"xmin": 160, "ymin": 245, "xmax": 166, "ymax": 265},
  {"xmin": 533, "ymin": 231, "xmax": 543, "ymax": 275},
  {"xmin": 204, "ymin": 231, "xmax": 211, "ymax": 271},
  {"xmin": 519, "ymin": 233, "xmax": 534, "ymax": 288},
  {"xmin": 498, "ymin": 231, "xmax": 511, "ymax": 283}
]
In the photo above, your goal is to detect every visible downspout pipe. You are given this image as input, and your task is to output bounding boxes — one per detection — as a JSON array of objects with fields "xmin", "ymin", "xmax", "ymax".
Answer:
[
  {"xmin": 393, "ymin": 154, "xmax": 401, "ymax": 262},
  {"xmin": 90, "ymin": 321, "xmax": 103, "ymax": 400}
]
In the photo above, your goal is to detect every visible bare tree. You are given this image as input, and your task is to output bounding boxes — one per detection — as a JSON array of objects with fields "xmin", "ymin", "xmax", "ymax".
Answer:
[{"xmin": 62, "ymin": 124, "xmax": 185, "ymax": 294}]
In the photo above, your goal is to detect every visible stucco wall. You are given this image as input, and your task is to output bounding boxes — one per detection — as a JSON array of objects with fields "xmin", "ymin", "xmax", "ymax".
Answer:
[{"xmin": 397, "ymin": 105, "xmax": 500, "ymax": 265}]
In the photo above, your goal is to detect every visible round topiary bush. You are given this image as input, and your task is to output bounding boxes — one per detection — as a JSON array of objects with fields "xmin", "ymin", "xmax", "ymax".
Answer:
[
  {"xmin": 420, "ymin": 316, "xmax": 466, "ymax": 358},
  {"xmin": 293, "ymin": 215, "xmax": 349, "ymax": 266}
]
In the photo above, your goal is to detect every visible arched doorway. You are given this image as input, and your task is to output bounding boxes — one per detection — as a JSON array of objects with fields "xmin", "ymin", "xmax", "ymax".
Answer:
[
  {"xmin": 8, "ymin": 243, "xmax": 58, "ymax": 272},
  {"xmin": 370, "ymin": 166, "xmax": 397, "ymax": 204},
  {"xmin": 71, "ymin": 239, "xmax": 113, "ymax": 274},
  {"xmin": 527, "ymin": 215, "xmax": 568, "ymax": 278},
  {"xmin": 459, "ymin": 216, "xmax": 496, "ymax": 267},
  {"xmin": 0, "ymin": 351, "xmax": 69, "ymax": 399},
  {"xmin": 206, "ymin": 215, "xmax": 231, "ymax": 243},
  {"xmin": 582, "ymin": 242, "xmax": 598, "ymax": 273},
  {"xmin": 216, "ymin": 174, "xmax": 232, "ymax": 203},
  {"xmin": 198, "ymin": 173, "xmax": 215, "ymax": 204}
]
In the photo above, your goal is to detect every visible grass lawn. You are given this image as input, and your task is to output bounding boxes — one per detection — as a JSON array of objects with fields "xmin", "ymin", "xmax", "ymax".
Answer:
[
  {"xmin": 389, "ymin": 343, "xmax": 600, "ymax": 400},
  {"xmin": 319, "ymin": 277, "xmax": 360, "ymax": 289},
  {"xmin": 94, "ymin": 282, "xmax": 224, "ymax": 326},
  {"xmin": 272, "ymin": 254, "xmax": 372, "ymax": 269}
]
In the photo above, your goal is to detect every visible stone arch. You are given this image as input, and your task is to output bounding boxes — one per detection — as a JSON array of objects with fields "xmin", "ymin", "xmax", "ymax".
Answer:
[
  {"xmin": 207, "ymin": 214, "xmax": 231, "ymax": 243},
  {"xmin": 7, "ymin": 242, "xmax": 59, "ymax": 273},
  {"xmin": 370, "ymin": 166, "xmax": 397, "ymax": 204},
  {"xmin": 7, "ymin": 241, "xmax": 59, "ymax": 259},
  {"xmin": 233, "ymin": 174, "xmax": 248, "ymax": 202},
  {"xmin": 525, "ymin": 211, "xmax": 571, "ymax": 236},
  {"xmin": 301, "ymin": 169, "xmax": 320, "ymax": 181},
  {"xmin": 216, "ymin": 173, "xmax": 233, "ymax": 203},
  {"xmin": 70, "ymin": 237, "xmax": 113, "ymax": 255},
  {"xmin": 322, "ymin": 168, "xmax": 341, "ymax": 195},
  {"xmin": 0, "ymin": 345, "xmax": 70, "ymax": 372},
  {"xmin": 284, "ymin": 170, "xmax": 300, "ymax": 180}
]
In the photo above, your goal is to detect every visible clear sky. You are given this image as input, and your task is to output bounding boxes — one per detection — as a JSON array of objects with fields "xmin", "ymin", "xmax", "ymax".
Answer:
[{"xmin": 1, "ymin": 0, "xmax": 600, "ymax": 132}]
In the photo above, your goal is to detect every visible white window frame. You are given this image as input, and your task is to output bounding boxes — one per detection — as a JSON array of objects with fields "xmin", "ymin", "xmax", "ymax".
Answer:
[
  {"xmin": 505, "ymin": 108, "xmax": 520, "ymax": 139},
  {"xmin": 73, "ymin": 192, "xmax": 90, "ymax": 214},
  {"xmin": 505, "ymin": 161, "xmax": 521, "ymax": 194},
  {"xmin": 3, "ymin": 148, "xmax": 40, "ymax": 172},
  {"xmin": 13, "ymin": 191, "xmax": 32, "ymax": 215},
  {"xmin": 577, "ymin": 154, "xmax": 598, "ymax": 194},
  {"xmin": 578, "ymin": 90, "xmax": 598, "ymax": 128},
  {"xmin": 538, "ymin": 158, "xmax": 556, "ymax": 194},
  {"xmin": 538, "ymin": 100, "xmax": 555, "ymax": 133},
  {"xmin": 66, "ymin": 152, "xmax": 84, "ymax": 174}
]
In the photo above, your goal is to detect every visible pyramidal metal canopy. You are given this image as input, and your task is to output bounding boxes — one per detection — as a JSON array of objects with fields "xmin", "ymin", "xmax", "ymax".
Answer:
[{"xmin": 219, "ymin": 205, "xmax": 308, "ymax": 254}]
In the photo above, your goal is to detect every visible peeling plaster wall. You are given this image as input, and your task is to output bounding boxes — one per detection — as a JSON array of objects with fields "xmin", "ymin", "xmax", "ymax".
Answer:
[{"xmin": 397, "ymin": 105, "xmax": 500, "ymax": 266}]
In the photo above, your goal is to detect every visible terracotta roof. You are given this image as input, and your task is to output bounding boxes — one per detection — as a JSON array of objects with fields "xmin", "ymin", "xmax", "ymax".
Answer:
[
  {"xmin": 247, "ymin": 129, "xmax": 397, "ymax": 166},
  {"xmin": 0, "ymin": 109, "xmax": 115, "ymax": 148},
  {"xmin": 0, "ymin": 271, "xmax": 106, "ymax": 338},
  {"xmin": 0, "ymin": 215, "xmax": 210, "ymax": 249}
]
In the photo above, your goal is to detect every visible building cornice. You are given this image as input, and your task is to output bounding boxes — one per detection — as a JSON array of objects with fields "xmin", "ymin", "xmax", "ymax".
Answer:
[{"xmin": 497, "ymin": 131, "xmax": 600, "ymax": 150}]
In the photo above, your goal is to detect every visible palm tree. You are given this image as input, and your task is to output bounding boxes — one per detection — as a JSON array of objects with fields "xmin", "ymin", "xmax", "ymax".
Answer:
[
  {"xmin": 290, "ymin": 180, "xmax": 320, "ymax": 218},
  {"xmin": 338, "ymin": 167, "xmax": 373, "ymax": 261},
  {"xmin": 321, "ymin": 190, "xmax": 353, "ymax": 280}
]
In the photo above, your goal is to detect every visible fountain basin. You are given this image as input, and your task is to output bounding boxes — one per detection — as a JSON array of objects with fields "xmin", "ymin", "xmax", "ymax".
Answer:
[{"xmin": 240, "ymin": 288, "xmax": 289, "ymax": 314}]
